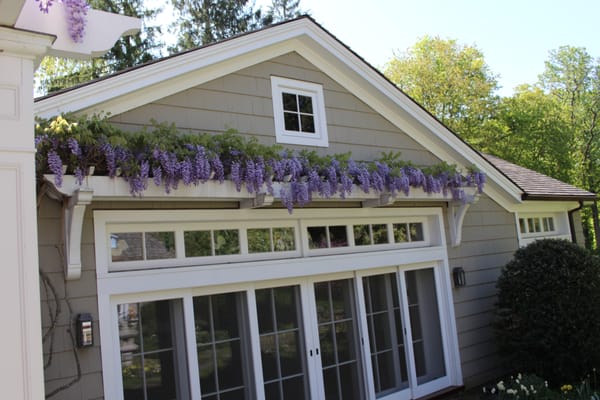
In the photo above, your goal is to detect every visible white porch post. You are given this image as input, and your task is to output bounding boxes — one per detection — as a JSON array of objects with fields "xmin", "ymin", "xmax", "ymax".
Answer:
[
  {"xmin": 0, "ymin": 1, "xmax": 140, "ymax": 397},
  {"xmin": 0, "ymin": 27, "xmax": 53, "ymax": 400}
]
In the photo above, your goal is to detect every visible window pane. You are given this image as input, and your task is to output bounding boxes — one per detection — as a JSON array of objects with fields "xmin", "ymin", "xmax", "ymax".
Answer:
[
  {"xmin": 145, "ymin": 232, "xmax": 176, "ymax": 260},
  {"xmin": 533, "ymin": 218, "xmax": 541, "ymax": 232},
  {"xmin": 308, "ymin": 226, "xmax": 328, "ymax": 249},
  {"xmin": 372, "ymin": 224, "xmax": 388, "ymax": 244},
  {"xmin": 405, "ymin": 269, "xmax": 446, "ymax": 385},
  {"xmin": 256, "ymin": 286, "xmax": 308, "ymax": 400},
  {"xmin": 297, "ymin": 95, "xmax": 313, "ymax": 113},
  {"xmin": 284, "ymin": 112, "xmax": 299, "ymax": 131},
  {"xmin": 185, "ymin": 230, "xmax": 212, "ymax": 257},
  {"xmin": 282, "ymin": 93, "xmax": 298, "ymax": 111},
  {"xmin": 527, "ymin": 218, "xmax": 535, "ymax": 233},
  {"xmin": 353, "ymin": 224, "xmax": 371, "ymax": 246},
  {"xmin": 272, "ymin": 227, "xmax": 295, "ymax": 252},
  {"xmin": 329, "ymin": 225, "xmax": 348, "ymax": 247},
  {"xmin": 300, "ymin": 115, "xmax": 315, "ymax": 133},
  {"xmin": 119, "ymin": 299, "xmax": 184, "ymax": 400},
  {"xmin": 248, "ymin": 228, "xmax": 271, "ymax": 253},
  {"xmin": 362, "ymin": 274, "xmax": 409, "ymax": 395},
  {"xmin": 548, "ymin": 217, "xmax": 555, "ymax": 231},
  {"xmin": 193, "ymin": 292, "xmax": 250, "ymax": 400},
  {"xmin": 393, "ymin": 224, "xmax": 408, "ymax": 243},
  {"xmin": 409, "ymin": 223, "xmax": 424, "ymax": 242},
  {"xmin": 315, "ymin": 279, "xmax": 363, "ymax": 399},
  {"xmin": 112, "ymin": 232, "xmax": 143, "ymax": 262},
  {"xmin": 214, "ymin": 229, "xmax": 239, "ymax": 255},
  {"xmin": 519, "ymin": 218, "xmax": 527, "ymax": 234}
]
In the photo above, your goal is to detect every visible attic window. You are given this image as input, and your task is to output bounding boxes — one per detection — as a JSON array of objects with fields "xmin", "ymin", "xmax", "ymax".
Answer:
[{"xmin": 271, "ymin": 76, "xmax": 329, "ymax": 147}]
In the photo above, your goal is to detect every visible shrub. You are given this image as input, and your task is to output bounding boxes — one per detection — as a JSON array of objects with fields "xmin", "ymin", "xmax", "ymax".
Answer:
[{"xmin": 494, "ymin": 239, "xmax": 600, "ymax": 385}]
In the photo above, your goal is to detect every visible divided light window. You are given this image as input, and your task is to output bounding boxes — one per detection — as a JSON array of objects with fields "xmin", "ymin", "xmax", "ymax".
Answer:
[
  {"xmin": 518, "ymin": 216, "xmax": 555, "ymax": 235},
  {"xmin": 106, "ymin": 218, "xmax": 429, "ymax": 271},
  {"xmin": 271, "ymin": 76, "xmax": 329, "ymax": 147}
]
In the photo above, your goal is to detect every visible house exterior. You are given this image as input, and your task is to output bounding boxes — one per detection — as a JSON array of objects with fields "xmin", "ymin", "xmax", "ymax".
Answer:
[{"xmin": 34, "ymin": 17, "xmax": 595, "ymax": 400}]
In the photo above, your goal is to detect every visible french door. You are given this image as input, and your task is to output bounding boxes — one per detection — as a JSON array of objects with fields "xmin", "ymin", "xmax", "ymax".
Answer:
[{"xmin": 116, "ymin": 266, "xmax": 452, "ymax": 400}]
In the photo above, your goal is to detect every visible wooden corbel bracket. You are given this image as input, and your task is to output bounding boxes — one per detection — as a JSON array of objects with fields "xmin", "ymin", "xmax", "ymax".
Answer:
[
  {"xmin": 447, "ymin": 193, "xmax": 480, "ymax": 247},
  {"xmin": 64, "ymin": 188, "xmax": 93, "ymax": 280}
]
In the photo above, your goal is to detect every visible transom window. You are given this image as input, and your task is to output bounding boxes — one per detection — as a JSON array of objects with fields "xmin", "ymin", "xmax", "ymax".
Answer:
[
  {"xmin": 271, "ymin": 76, "xmax": 328, "ymax": 147},
  {"xmin": 519, "ymin": 216, "xmax": 555, "ymax": 235},
  {"xmin": 105, "ymin": 217, "xmax": 429, "ymax": 271}
]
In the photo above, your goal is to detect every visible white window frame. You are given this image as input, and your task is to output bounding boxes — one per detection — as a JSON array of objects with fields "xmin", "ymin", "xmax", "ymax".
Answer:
[
  {"xmin": 516, "ymin": 211, "xmax": 571, "ymax": 247},
  {"xmin": 271, "ymin": 76, "xmax": 329, "ymax": 147},
  {"xmin": 95, "ymin": 208, "xmax": 463, "ymax": 400}
]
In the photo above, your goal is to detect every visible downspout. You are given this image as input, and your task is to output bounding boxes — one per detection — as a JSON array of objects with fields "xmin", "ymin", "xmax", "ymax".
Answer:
[{"xmin": 568, "ymin": 200, "xmax": 584, "ymax": 243}]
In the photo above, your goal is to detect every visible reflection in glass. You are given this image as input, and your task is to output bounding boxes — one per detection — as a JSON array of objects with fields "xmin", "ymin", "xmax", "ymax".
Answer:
[
  {"xmin": 314, "ymin": 279, "xmax": 363, "ymax": 399},
  {"xmin": 111, "ymin": 232, "xmax": 143, "ymax": 262},
  {"xmin": 185, "ymin": 230, "xmax": 212, "ymax": 257},
  {"xmin": 256, "ymin": 286, "xmax": 308, "ymax": 400},
  {"xmin": 308, "ymin": 226, "xmax": 328, "ymax": 249},
  {"xmin": 214, "ymin": 230, "xmax": 240, "ymax": 255},
  {"xmin": 405, "ymin": 269, "xmax": 446, "ymax": 385},
  {"xmin": 145, "ymin": 232, "xmax": 176, "ymax": 260},
  {"xmin": 353, "ymin": 225, "xmax": 371, "ymax": 246},
  {"xmin": 363, "ymin": 273, "xmax": 409, "ymax": 396},
  {"xmin": 393, "ymin": 224, "xmax": 408, "ymax": 243},
  {"xmin": 328, "ymin": 226, "xmax": 348, "ymax": 248},
  {"xmin": 119, "ymin": 300, "xmax": 184, "ymax": 400},
  {"xmin": 409, "ymin": 223, "xmax": 424, "ymax": 242},
  {"xmin": 372, "ymin": 224, "xmax": 388, "ymax": 245},
  {"xmin": 193, "ymin": 292, "xmax": 251, "ymax": 400},
  {"xmin": 273, "ymin": 227, "xmax": 295, "ymax": 252},
  {"xmin": 248, "ymin": 228, "xmax": 271, "ymax": 253}
]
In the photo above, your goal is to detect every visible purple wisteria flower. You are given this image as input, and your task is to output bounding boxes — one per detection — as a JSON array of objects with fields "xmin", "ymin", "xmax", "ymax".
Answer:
[
  {"xmin": 64, "ymin": 0, "xmax": 89, "ymax": 43},
  {"xmin": 36, "ymin": 0, "xmax": 55, "ymax": 13},
  {"xmin": 47, "ymin": 150, "xmax": 63, "ymax": 186}
]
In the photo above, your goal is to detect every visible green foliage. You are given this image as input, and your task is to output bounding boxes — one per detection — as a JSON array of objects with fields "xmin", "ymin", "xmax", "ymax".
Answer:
[
  {"xmin": 168, "ymin": 0, "xmax": 262, "ymax": 51},
  {"xmin": 494, "ymin": 239, "xmax": 600, "ymax": 384},
  {"xmin": 35, "ymin": 0, "xmax": 163, "ymax": 95},
  {"xmin": 261, "ymin": 0, "xmax": 308, "ymax": 25},
  {"xmin": 482, "ymin": 373, "xmax": 600, "ymax": 399},
  {"xmin": 492, "ymin": 85, "xmax": 573, "ymax": 183},
  {"xmin": 383, "ymin": 36, "xmax": 500, "ymax": 147}
]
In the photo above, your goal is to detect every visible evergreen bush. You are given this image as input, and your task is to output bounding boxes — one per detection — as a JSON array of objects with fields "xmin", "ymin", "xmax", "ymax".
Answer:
[{"xmin": 494, "ymin": 239, "xmax": 600, "ymax": 385}]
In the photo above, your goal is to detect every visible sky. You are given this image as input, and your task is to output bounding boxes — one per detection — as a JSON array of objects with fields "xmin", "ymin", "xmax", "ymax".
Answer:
[{"xmin": 250, "ymin": 0, "xmax": 600, "ymax": 97}]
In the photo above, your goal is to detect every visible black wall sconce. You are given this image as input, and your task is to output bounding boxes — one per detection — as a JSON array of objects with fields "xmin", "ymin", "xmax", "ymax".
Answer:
[
  {"xmin": 76, "ymin": 313, "xmax": 94, "ymax": 348},
  {"xmin": 452, "ymin": 267, "xmax": 466, "ymax": 288}
]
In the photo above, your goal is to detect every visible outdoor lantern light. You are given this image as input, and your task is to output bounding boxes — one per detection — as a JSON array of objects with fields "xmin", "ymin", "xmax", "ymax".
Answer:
[
  {"xmin": 76, "ymin": 313, "xmax": 94, "ymax": 348},
  {"xmin": 452, "ymin": 267, "xmax": 466, "ymax": 288}
]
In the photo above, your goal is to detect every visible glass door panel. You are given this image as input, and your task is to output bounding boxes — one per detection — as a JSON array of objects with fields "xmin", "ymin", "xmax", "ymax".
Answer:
[
  {"xmin": 404, "ymin": 268, "xmax": 446, "ymax": 385},
  {"xmin": 314, "ymin": 279, "xmax": 364, "ymax": 400},
  {"xmin": 362, "ymin": 273, "xmax": 409, "ymax": 397},
  {"xmin": 255, "ymin": 285, "xmax": 309, "ymax": 400},
  {"xmin": 193, "ymin": 292, "xmax": 252, "ymax": 400},
  {"xmin": 118, "ymin": 299, "xmax": 188, "ymax": 400}
]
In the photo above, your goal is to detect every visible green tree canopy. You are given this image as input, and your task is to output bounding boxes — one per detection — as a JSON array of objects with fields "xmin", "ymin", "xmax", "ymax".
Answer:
[
  {"xmin": 169, "ymin": 0, "xmax": 262, "ymax": 51},
  {"xmin": 492, "ymin": 84, "xmax": 573, "ymax": 183},
  {"xmin": 35, "ymin": 0, "xmax": 163, "ymax": 95},
  {"xmin": 383, "ymin": 36, "xmax": 500, "ymax": 147},
  {"xmin": 261, "ymin": 0, "xmax": 308, "ymax": 25}
]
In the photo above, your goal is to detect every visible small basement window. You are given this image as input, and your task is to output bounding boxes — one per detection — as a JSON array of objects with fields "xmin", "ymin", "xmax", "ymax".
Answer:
[{"xmin": 271, "ymin": 76, "xmax": 328, "ymax": 147}]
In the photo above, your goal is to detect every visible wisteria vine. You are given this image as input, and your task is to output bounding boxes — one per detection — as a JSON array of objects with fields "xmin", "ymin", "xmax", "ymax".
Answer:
[
  {"xmin": 36, "ymin": 0, "xmax": 89, "ymax": 43},
  {"xmin": 35, "ymin": 115, "xmax": 486, "ymax": 213}
]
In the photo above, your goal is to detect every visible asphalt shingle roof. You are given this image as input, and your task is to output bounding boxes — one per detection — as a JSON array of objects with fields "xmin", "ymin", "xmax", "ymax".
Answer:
[{"xmin": 483, "ymin": 154, "xmax": 596, "ymax": 200}]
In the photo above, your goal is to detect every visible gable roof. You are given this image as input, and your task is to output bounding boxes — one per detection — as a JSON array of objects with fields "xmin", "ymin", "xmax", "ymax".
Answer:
[{"xmin": 33, "ymin": 16, "xmax": 594, "ymax": 208}]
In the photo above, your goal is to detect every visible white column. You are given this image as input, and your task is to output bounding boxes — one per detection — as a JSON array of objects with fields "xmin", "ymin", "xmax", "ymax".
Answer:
[{"xmin": 0, "ymin": 27, "xmax": 54, "ymax": 399}]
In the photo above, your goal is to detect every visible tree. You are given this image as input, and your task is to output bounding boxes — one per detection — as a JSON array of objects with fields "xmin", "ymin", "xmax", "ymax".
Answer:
[
  {"xmin": 90, "ymin": 0, "xmax": 164, "ymax": 71},
  {"xmin": 538, "ymin": 46, "xmax": 600, "ymax": 247},
  {"xmin": 383, "ymin": 36, "xmax": 501, "ymax": 147},
  {"xmin": 494, "ymin": 239, "xmax": 600, "ymax": 384},
  {"xmin": 35, "ymin": 0, "xmax": 163, "ymax": 95},
  {"xmin": 169, "ymin": 0, "xmax": 262, "ymax": 52},
  {"xmin": 492, "ymin": 85, "xmax": 573, "ymax": 183},
  {"xmin": 261, "ymin": 0, "xmax": 308, "ymax": 25}
]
